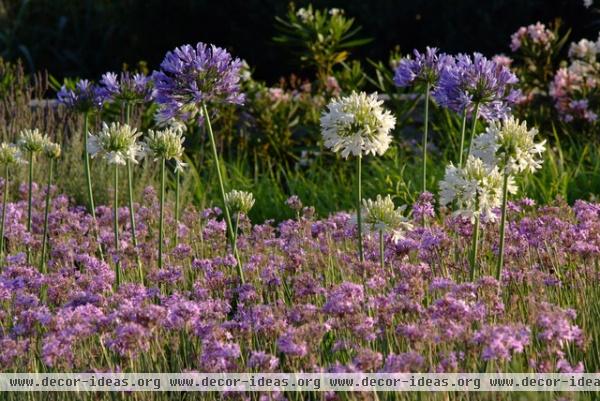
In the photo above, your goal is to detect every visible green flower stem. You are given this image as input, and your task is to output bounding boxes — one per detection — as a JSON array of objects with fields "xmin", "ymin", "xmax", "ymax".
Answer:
[
  {"xmin": 379, "ymin": 229, "xmax": 385, "ymax": 271},
  {"xmin": 202, "ymin": 104, "xmax": 244, "ymax": 284},
  {"xmin": 466, "ymin": 102, "xmax": 480, "ymax": 160},
  {"xmin": 113, "ymin": 165, "xmax": 120, "ymax": 288},
  {"xmin": 233, "ymin": 212, "xmax": 240, "ymax": 249},
  {"xmin": 82, "ymin": 113, "xmax": 104, "ymax": 261},
  {"xmin": 175, "ymin": 169, "xmax": 180, "ymax": 240},
  {"xmin": 83, "ymin": 113, "xmax": 97, "ymax": 218},
  {"xmin": 0, "ymin": 164, "xmax": 9, "ymax": 259},
  {"xmin": 127, "ymin": 159, "xmax": 142, "ymax": 281},
  {"xmin": 458, "ymin": 109, "xmax": 468, "ymax": 167},
  {"xmin": 469, "ymin": 216, "xmax": 480, "ymax": 282},
  {"xmin": 40, "ymin": 158, "xmax": 54, "ymax": 273},
  {"xmin": 158, "ymin": 157, "xmax": 166, "ymax": 269},
  {"xmin": 422, "ymin": 82, "xmax": 430, "ymax": 195},
  {"xmin": 356, "ymin": 155, "xmax": 364, "ymax": 263},
  {"xmin": 496, "ymin": 169, "xmax": 510, "ymax": 280},
  {"xmin": 124, "ymin": 102, "xmax": 142, "ymax": 282},
  {"xmin": 26, "ymin": 151, "xmax": 33, "ymax": 263},
  {"xmin": 125, "ymin": 102, "xmax": 132, "ymax": 125}
]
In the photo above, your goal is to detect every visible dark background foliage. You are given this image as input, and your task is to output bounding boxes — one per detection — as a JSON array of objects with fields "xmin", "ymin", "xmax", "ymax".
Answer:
[{"xmin": 0, "ymin": 0, "xmax": 595, "ymax": 81}]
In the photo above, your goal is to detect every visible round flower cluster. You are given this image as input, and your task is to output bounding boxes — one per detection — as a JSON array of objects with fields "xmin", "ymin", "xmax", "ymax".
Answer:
[
  {"xmin": 433, "ymin": 53, "xmax": 520, "ymax": 121},
  {"xmin": 510, "ymin": 22, "xmax": 556, "ymax": 52},
  {"xmin": 224, "ymin": 190, "xmax": 255, "ymax": 215},
  {"xmin": 0, "ymin": 143, "xmax": 22, "ymax": 165},
  {"xmin": 472, "ymin": 117, "xmax": 546, "ymax": 175},
  {"xmin": 152, "ymin": 42, "xmax": 245, "ymax": 123},
  {"xmin": 393, "ymin": 47, "xmax": 454, "ymax": 88},
  {"xmin": 99, "ymin": 72, "xmax": 153, "ymax": 103},
  {"xmin": 17, "ymin": 129, "xmax": 50, "ymax": 154},
  {"xmin": 57, "ymin": 79, "xmax": 106, "ymax": 113},
  {"xmin": 320, "ymin": 91, "xmax": 396, "ymax": 158},
  {"xmin": 439, "ymin": 156, "xmax": 516, "ymax": 223},
  {"xmin": 87, "ymin": 122, "xmax": 143, "ymax": 165},
  {"xmin": 43, "ymin": 142, "xmax": 62, "ymax": 160},
  {"xmin": 361, "ymin": 194, "xmax": 412, "ymax": 239},
  {"xmin": 143, "ymin": 126, "xmax": 187, "ymax": 172}
]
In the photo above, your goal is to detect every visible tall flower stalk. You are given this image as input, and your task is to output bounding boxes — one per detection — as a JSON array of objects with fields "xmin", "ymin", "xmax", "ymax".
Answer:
[
  {"xmin": 113, "ymin": 163, "xmax": 120, "ymax": 287},
  {"xmin": 471, "ymin": 117, "xmax": 545, "ymax": 280},
  {"xmin": 394, "ymin": 47, "xmax": 451, "ymax": 196},
  {"xmin": 356, "ymin": 156, "xmax": 364, "ymax": 261},
  {"xmin": 433, "ymin": 53, "xmax": 520, "ymax": 165},
  {"xmin": 40, "ymin": 142, "xmax": 61, "ymax": 273},
  {"xmin": 321, "ymin": 91, "xmax": 396, "ymax": 262},
  {"xmin": 83, "ymin": 114, "xmax": 97, "ymax": 223},
  {"xmin": 0, "ymin": 143, "xmax": 22, "ymax": 259},
  {"xmin": 88, "ymin": 122, "xmax": 143, "ymax": 287},
  {"xmin": 124, "ymin": 103, "xmax": 142, "ymax": 273},
  {"xmin": 496, "ymin": 169, "xmax": 510, "ymax": 279},
  {"xmin": 99, "ymin": 71, "xmax": 153, "ymax": 268},
  {"xmin": 458, "ymin": 110, "xmax": 468, "ymax": 167},
  {"xmin": 159, "ymin": 157, "xmax": 166, "ymax": 270},
  {"xmin": 57, "ymin": 80, "xmax": 106, "ymax": 259},
  {"xmin": 174, "ymin": 169, "xmax": 180, "ymax": 240},
  {"xmin": 151, "ymin": 41, "xmax": 245, "ymax": 282},
  {"xmin": 466, "ymin": 102, "xmax": 480, "ymax": 161},
  {"xmin": 17, "ymin": 129, "xmax": 48, "ymax": 263},
  {"xmin": 422, "ymin": 83, "xmax": 430, "ymax": 192},
  {"xmin": 203, "ymin": 105, "xmax": 244, "ymax": 279},
  {"xmin": 144, "ymin": 127, "xmax": 186, "ymax": 271},
  {"xmin": 469, "ymin": 211, "xmax": 480, "ymax": 281},
  {"xmin": 440, "ymin": 156, "xmax": 515, "ymax": 280}
]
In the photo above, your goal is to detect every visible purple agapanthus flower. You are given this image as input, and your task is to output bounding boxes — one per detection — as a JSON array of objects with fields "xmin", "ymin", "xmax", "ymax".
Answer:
[
  {"xmin": 433, "ymin": 53, "xmax": 520, "ymax": 121},
  {"xmin": 151, "ymin": 42, "xmax": 245, "ymax": 123},
  {"xmin": 394, "ymin": 47, "xmax": 454, "ymax": 88},
  {"xmin": 57, "ymin": 79, "xmax": 106, "ymax": 113},
  {"xmin": 99, "ymin": 72, "xmax": 153, "ymax": 103}
]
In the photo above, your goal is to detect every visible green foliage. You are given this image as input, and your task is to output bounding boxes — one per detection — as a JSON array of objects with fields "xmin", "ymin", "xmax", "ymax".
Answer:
[{"xmin": 274, "ymin": 2, "xmax": 371, "ymax": 88}]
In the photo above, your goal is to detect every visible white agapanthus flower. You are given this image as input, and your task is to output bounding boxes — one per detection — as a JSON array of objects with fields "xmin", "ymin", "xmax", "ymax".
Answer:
[
  {"xmin": 439, "ymin": 156, "xmax": 517, "ymax": 223},
  {"xmin": 88, "ymin": 122, "xmax": 143, "ymax": 165},
  {"xmin": 361, "ymin": 194, "xmax": 413, "ymax": 241},
  {"xmin": 225, "ymin": 189, "xmax": 255, "ymax": 214},
  {"xmin": 17, "ymin": 129, "xmax": 49, "ymax": 154},
  {"xmin": 584, "ymin": 0, "xmax": 593, "ymax": 9},
  {"xmin": 144, "ymin": 126, "xmax": 187, "ymax": 172},
  {"xmin": 472, "ymin": 117, "xmax": 546, "ymax": 175},
  {"xmin": 321, "ymin": 91, "xmax": 396, "ymax": 159},
  {"xmin": 43, "ymin": 142, "xmax": 62, "ymax": 159},
  {"xmin": 0, "ymin": 143, "xmax": 23, "ymax": 165}
]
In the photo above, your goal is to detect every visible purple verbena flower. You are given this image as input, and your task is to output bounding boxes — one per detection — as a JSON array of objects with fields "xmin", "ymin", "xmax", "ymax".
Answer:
[
  {"xmin": 248, "ymin": 351, "xmax": 280, "ymax": 372},
  {"xmin": 472, "ymin": 324, "xmax": 530, "ymax": 361},
  {"xmin": 381, "ymin": 351, "xmax": 425, "ymax": 372},
  {"xmin": 323, "ymin": 282, "xmax": 364, "ymax": 316}
]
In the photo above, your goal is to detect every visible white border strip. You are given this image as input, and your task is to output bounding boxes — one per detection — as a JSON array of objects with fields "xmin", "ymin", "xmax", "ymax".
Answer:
[{"xmin": 1, "ymin": 373, "xmax": 599, "ymax": 392}]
